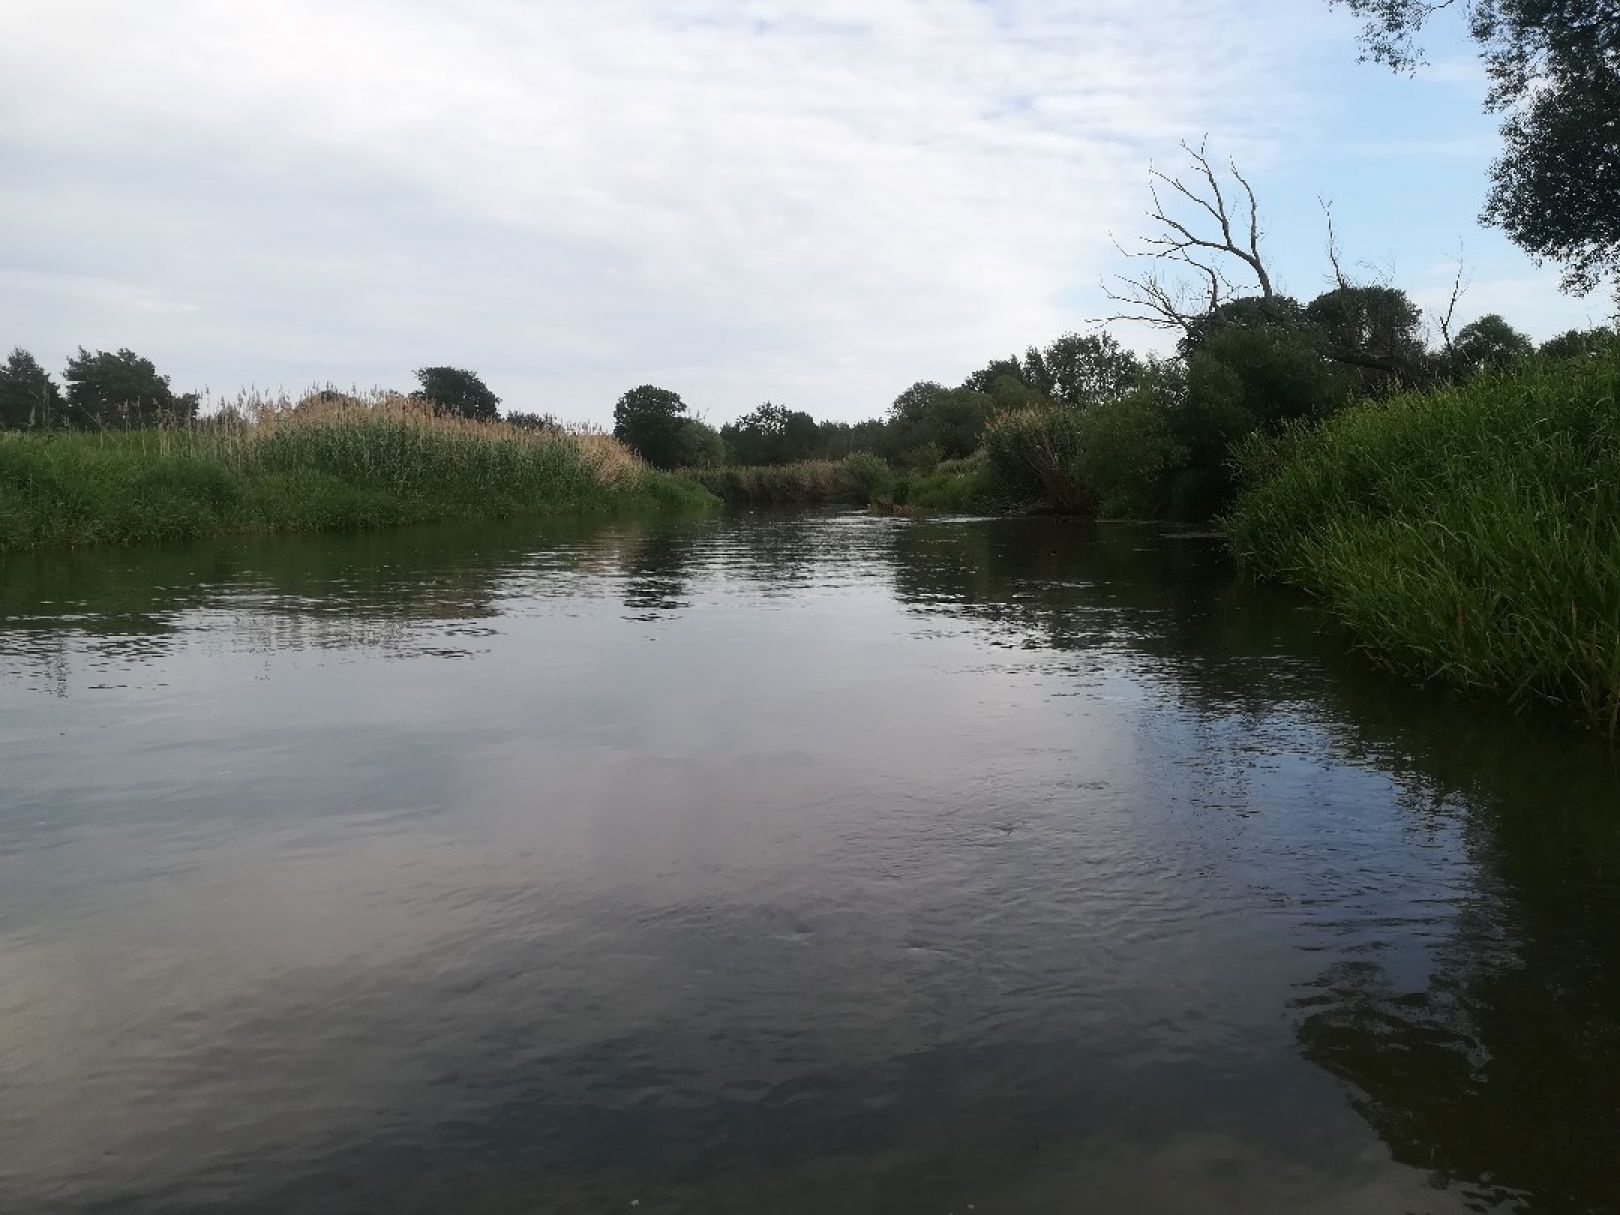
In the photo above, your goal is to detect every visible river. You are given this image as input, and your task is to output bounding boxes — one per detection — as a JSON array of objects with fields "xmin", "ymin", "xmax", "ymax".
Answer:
[{"xmin": 1, "ymin": 512, "xmax": 1616, "ymax": 1213}]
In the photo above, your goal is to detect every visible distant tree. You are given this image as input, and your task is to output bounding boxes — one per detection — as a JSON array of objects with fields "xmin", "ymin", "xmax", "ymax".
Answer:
[
  {"xmin": 613, "ymin": 384, "xmax": 691, "ymax": 469},
  {"xmin": 721, "ymin": 401, "xmax": 821, "ymax": 465},
  {"xmin": 818, "ymin": 418, "xmax": 891, "ymax": 460},
  {"xmin": 1178, "ymin": 296, "xmax": 1311, "ymax": 354},
  {"xmin": 1540, "ymin": 325, "xmax": 1619, "ymax": 361},
  {"xmin": 504, "ymin": 410, "xmax": 560, "ymax": 431},
  {"xmin": 674, "ymin": 417, "xmax": 726, "ymax": 468},
  {"xmin": 1305, "ymin": 285, "xmax": 1430, "ymax": 394},
  {"xmin": 1328, "ymin": 0, "xmax": 1620, "ymax": 298},
  {"xmin": 1451, "ymin": 313, "xmax": 1535, "ymax": 376},
  {"xmin": 0, "ymin": 348, "xmax": 64, "ymax": 428},
  {"xmin": 1022, "ymin": 333, "xmax": 1142, "ymax": 408},
  {"xmin": 62, "ymin": 347, "xmax": 175, "ymax": 427},
  {"xmin": 888, "ymin": 381, "xmax": 992, "ymax": 459},
  {"xmin": 413, "ymin": 366, "xmax": 500, "ymax": 421},
  {"xmin": 961, "ymin": 355, "xmax": 1027, "ymax": 395}
]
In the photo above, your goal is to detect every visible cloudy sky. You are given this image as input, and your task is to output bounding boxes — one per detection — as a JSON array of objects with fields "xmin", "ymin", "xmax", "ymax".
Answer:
[{"xmin": 1, "ymin": 0, "xmax": 1609, "ymax": 425}]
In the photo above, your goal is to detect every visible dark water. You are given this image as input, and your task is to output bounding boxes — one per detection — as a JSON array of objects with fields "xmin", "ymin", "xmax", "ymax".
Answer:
[{"xmin": 2, "ymin": 513, "xmax": 1617, "ymax": 1214}]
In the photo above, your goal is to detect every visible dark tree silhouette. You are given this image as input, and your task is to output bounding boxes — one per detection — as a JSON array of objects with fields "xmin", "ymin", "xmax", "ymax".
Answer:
[
  {"xmin": 0, "ymin": 348, "xmax": 64, "ymax": 429},
  {"xmin": 413, "ymin": 366, "xmax": 501, "ymax": 422},
  {"xmin": 62, "ymin": 347, "xmax": 179, "ymax": 427}
]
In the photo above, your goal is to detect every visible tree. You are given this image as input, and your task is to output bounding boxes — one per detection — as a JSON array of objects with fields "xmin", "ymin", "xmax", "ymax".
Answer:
[
  {"xmin": 1329, "ymin": 0, "xmax": 1620, "ymax": 299},
  {"xmin": 721, "ymin": 402, "xmax": 822, "ymax": 465},
  {"xmin": 961, "ymin": 355, "xmax": 1027, "ymax": 395},
  {"xmin": 1305, "ymin": 284, "xmax": 1431, "ymax": 394},
  {"xmin": 1105, "ymin": 139, "xmax": 1277, "ymax": 335},
  {"xmin": 413, "ymin": 366, "xmax": 500, "ymax": 422},
  {"xmin": 674, "ymin": 417, "xmax": 726, "ymax": 468},
  {"xmin": 1022, "ymin": 333, "xmax": 1143, "ymax": 409},
  {"xmin": 0, "ymin": 348, "xmax": 64, "ymax": 428},
  {"xmin": 613, "ymin": 384, "xmax": 691, "ymax": 469},
  {"xmin": 1540, "ymin": 325, "xmax": 1619, "ymax": 361},
  {"xmin": 62, "ymin": 347, "xmax": 175, "ymax": 427},
  {"xmin": 1451, "ymin": 312, "xmax": 1535, "ymax": 375},
  {"xmin": 888, "ymin": 381, "xmax": 993, "ymax": 460}
]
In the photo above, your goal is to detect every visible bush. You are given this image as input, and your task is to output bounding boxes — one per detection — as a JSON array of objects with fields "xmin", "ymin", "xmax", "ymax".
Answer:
[
  {"xmin": 981, "ymin": 406, "xmax": 1090, "ymax": 512},
  {"xmin": 1227, "ymin": 351, "xmax": 1620, "ymax": 728}
]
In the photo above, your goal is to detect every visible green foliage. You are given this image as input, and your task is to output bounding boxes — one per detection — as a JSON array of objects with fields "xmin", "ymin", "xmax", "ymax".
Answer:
[
  {"xmin": 1540, "ymin": 326, "xmax": 1620, "ymax": 362},
  {"xmin": 412, "ymin": 366, "xmax": 501, "ymax": 421},
  {"xmin": 721, "ymin": 401, "xmax": 821, "ymax": 465},
  {"xmin": 839, "ymin": 451, "xmax": 895, "ymax": 501},
  {"xmin": 0, "ymin": 402, "xmax": 715, "ymax": 552},
  {"xmin": 1452, "ymin": 313, "xmax": 1535, "ymax": 377},
  {"xmin": 1179, "ymin": 296, "xmax": 1311, "ymax": 354},
  {"xmin": 1228, "ymin": 350, "xmax": 1620, "ymax": 729},
  {"xmin": 1021, "ymin": 332, "xmax": 1142, "ymax": 408},
  {"xmin": 1330, "ymin": 0, "xmax": 1620, "ymax": 296},
  {"xmin": 1072, "ymin": 379, "xmax": 1187, "ymax": 519},
  {"xmin": 1176, "ymin": 322, "xmax": 1354, "ymax": 516},
  {"xmin": 888, "ymin": 381, "xmax": 993, "ymax": 459},
  {"xmin": 613, "ymin": 384, "xmax": 691, "ymax": 469},
  {"xmin": 892, "ymin": 453, "xmax": 1004, "ymax": 513},
  {"xmin": 0, "ymin": 349, "xmax": 64, "ymax": 429},
  {"xmin": 1305, "ymin": 285, "xmax": 1430, "ymax": 394},
  {"xmin": 981, "ymin": 406, "xmax": 1090, "ymax": 513},
  {"xmin": 684, "ymin": 458, "xmax": 876, "ymax": 505},
  {"xmin": 673, "ymin": 416, "xmax": 726, "ymax": 468},
  {"xmin": 63, "ymin": 347, "xmax": 185, "ymax": 427}
]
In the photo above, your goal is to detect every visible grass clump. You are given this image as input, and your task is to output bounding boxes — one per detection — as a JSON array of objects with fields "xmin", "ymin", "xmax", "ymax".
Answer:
[
  {"xmin": 0, "ymin": 394, "xmax": 714, "ymax": 552},
  {"xmin": 1227, "ymin": 352, "xmax": 1620, "ymax": 729}
]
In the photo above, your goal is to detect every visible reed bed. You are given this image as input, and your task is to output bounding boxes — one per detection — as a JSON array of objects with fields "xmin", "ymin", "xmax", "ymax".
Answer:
[
  {"xmin": 0, "ymin": 393, "xmax": 713, "ymax": 552},
  {"xmin": 1227, "ymin": 352, "xmax": 1620, "ymax": 730}
]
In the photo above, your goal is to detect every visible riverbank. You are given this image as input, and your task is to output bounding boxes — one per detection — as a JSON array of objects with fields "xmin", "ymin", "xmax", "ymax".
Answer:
[
  {"xmin": 1227, "ymin": 351, "xmax": 1620, "ymax": 731},
  {"xmin": 0, "ymin": 397, "xmax": 715, "ymax": 552}
]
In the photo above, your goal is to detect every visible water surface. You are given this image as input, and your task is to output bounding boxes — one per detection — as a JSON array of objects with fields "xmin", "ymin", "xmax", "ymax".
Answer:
[{"xmin": 2, "ymin": 513, "xmax": 1617, "ymax": 1213}]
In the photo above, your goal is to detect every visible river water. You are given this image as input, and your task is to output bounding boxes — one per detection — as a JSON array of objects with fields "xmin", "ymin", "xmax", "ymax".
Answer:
[{"xmin": 1, "ymin": 512, "xmax": 1616, "ymax": 1213}]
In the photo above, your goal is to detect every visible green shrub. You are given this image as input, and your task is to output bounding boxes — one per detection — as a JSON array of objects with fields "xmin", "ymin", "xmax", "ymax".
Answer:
[
  {"xmin": 981, "ymin": 406, "xmax": 1089, "ymax": 512},
  {"xmin": 1227, "ymin": 352, "xmax": 1620, "ymax": 729}
]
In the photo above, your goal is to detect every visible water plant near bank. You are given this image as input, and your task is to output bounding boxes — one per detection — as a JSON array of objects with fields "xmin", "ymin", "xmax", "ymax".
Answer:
[
  {"xmin": 1227, "ymin": 351, "xmax": 1620, "ymax": 730},
  {"xmin": 0, "ymin": 394, "xmax": 713, "ymax": 552}
]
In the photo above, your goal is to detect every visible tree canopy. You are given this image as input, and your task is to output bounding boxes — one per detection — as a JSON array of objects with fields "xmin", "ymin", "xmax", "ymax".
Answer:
[
  {"xmin": 413, "ymin": 366, "xmax": 501, "ymax": 421},
  {"xmin": 0, "ymin": 349, "xmax": 64, "ymax": 429},
  {"xmin": 614, "ymin": 384, "xmax": 694, "ymax": 469},
  {"xmin": 63, "ymin": 347, "xmax": 180, "ymax": 427},
  {"xmin": 721, "ymin": 402, "xmax": 821, "ymax": 466},
  {"xmin": 1329, "ymin": 0, "xmax": 1620, "ymax": 298}
]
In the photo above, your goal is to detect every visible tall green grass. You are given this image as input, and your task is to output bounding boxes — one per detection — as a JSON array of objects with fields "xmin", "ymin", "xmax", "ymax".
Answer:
[
  {"xmin": 1227, "ymin": 352, "xmax": 1620, "ymax": 729},
  {"xmin": 0, "ymin": 395, "xmax": 714, "ymax": 552}
]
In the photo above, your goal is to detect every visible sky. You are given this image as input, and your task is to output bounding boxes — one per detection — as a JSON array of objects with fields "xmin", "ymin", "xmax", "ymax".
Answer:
[{"xmin": 1, "ymin": 0, "xmax": 1611, "ymax": 426}]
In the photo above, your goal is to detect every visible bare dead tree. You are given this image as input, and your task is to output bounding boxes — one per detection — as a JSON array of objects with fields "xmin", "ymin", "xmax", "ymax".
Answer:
[
  {"xmin": 1103, "ymin": 138, "xmax": 1277, "ymax": 334},
  {"xmin": 1322, "ymin": 197, "xmax": 1351, "ymax": 290},
  {"xmin": 1434, "ymin": 243, "xmax": 1471, "ymax": 353}
]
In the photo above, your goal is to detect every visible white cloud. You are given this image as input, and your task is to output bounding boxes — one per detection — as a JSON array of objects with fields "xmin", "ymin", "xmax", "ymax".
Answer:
[
  {"xmin": 0, "ymin": 0, "xmax": 1573, "ymax": 425},
  {"xmin": 0, "ymin": 0, "xmax": 1331, "ymax": 420}
]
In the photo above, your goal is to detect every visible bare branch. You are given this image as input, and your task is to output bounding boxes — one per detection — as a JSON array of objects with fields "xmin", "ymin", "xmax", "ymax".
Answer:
[
  {"xmin": 1435, "ymin": 242, "xmax": 1471, "ymax": 351},
  {"xmin": 1321, "ymin": 196, "xmax": 1350, "ymax": 290}
]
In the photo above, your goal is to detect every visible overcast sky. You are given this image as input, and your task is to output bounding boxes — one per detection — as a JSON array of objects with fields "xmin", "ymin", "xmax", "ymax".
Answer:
[{"xmin": 2, "ymin": 0, "xmax": 1610, "ymax": 425}]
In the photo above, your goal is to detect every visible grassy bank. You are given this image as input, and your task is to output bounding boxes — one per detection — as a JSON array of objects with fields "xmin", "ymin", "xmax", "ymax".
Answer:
[
  {"xmin": 1227, "ymin": 352, "xmax": 1620, "ymax": 729},
  {"xmin": 0, "ymin": 397, "xmax": 714, "ymax": 552}
]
